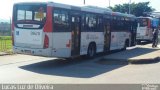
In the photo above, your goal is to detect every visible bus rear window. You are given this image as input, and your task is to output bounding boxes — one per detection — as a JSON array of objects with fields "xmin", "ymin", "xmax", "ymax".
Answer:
[
  {"xmin": 138, "ymin": 18, "xmax": 148, "ymax": 27},
  {"xmin": 14, "ymin": 4, "xmax": 47, "ymax": 29}
]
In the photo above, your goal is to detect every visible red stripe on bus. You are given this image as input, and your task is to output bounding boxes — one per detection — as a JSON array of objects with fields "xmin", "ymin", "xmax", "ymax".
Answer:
[
  {"xmin": 44, "ymin": 34, "xmax": 49, "ymax": 48},
  {"xmin": 148, "ymin": 19, "xmax": 151, "ymax": 28},
  {"xmin": 66, "ymin": 40, "xmax": 71, "ymax": 48},
  {"xmin": 44, "ymin": 6, "xmax": 53, "ymax": 32}
]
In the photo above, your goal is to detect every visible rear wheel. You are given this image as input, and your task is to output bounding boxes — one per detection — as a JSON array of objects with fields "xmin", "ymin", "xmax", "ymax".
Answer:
[
  {"xmin": 122, "ymin": 43, "xmax": 127, "ymax": 50},
  {"xmin": 87, "ymin": 43, "xmax": 96, "ymax": 58},
  {"xmin": 137, "ymin": 40, "xmax": 141, "ymax": 45},
  {"xmin": 122, "ymin": 40, "xmax": 128, "ymax": 50}
]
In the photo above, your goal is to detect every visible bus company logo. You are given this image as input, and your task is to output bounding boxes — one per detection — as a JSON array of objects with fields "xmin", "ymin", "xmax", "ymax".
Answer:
[
  {"xmin": 31, "ymin": 31, "xmax": 40, "ymax": 36},
  {"xmin": 16, "ymin": 31, "xmax": 19, "ymax": 35},
  {"xmin": 86, "ymin": 34, "xmax": 98, "ymax": 40}
]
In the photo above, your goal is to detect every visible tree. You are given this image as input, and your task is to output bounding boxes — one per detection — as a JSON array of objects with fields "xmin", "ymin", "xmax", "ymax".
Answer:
[{"xmin": 110, "ymin": 2, "xmax": 155, "ymax": 16}]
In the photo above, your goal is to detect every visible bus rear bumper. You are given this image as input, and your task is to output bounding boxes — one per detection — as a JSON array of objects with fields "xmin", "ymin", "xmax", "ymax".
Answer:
[
  {"xmin": 13, "ymin": 46, "xmax": 52, "ymax": 57},
  {"xmin": 136, "ymin": 36, "xmax": 152, "ymax": 41}
]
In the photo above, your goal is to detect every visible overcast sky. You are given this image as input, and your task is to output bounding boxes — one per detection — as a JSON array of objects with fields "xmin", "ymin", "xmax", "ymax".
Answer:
[{"xmin": 0, "ymin": 0, "xmax": 159, "ymax": 20}]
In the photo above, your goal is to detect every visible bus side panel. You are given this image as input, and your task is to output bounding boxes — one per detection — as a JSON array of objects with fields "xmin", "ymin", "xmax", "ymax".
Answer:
[
  {"xmin": 52, "ymin": 32, "xmax": 71, "ymax": 57},
  {"xmin": 110, "ymin": 32, "xmax": 130, "ymax": 50},
  {"xmin": 80, "ymin": 32, "xmax": 104, "ymax": 55},
  {"xmin": 110, "ymin": 32, "xmax": 118, "ymax": 50}
]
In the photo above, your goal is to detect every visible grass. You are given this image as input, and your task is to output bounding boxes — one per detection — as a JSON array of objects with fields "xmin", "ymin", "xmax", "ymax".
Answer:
[
  {"xmin": 0, "ymin": 36, "xmax": 12, "ymax": 52},
  {"xmin": 0, "ymin": 36, "xmax": 11, "ymax": 40}
]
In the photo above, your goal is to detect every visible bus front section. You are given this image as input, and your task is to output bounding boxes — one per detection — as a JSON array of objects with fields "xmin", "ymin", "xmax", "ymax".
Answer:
[{"xmin": 12, "ymin": 3, "xmax": 53, "ymax": 56}]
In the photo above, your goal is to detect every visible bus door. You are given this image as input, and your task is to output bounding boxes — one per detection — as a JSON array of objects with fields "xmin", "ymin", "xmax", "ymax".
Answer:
[
  {"xmin": 104, "ymin": 18, "xmax": 111, "ymax": 52},
  {"xmin": 71, "ymin": 15, "xmax": 81, "ymax": 56}
]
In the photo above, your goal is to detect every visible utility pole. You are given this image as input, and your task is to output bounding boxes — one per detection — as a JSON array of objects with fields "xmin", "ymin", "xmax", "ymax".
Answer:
[
  {"xmin": 109, "ymin": 0, "xmax": 110, "ymax": 7},
  {"xmin": 129, "ymin": 0, "xmax": 131, "ymax": 14},
  {"xmin": 84, "ymin": 0, "xmax": 85, "ymax": 5}
]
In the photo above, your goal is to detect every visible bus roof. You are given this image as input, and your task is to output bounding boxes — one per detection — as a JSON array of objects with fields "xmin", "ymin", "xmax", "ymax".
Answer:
[
  {"xmin": 14, "ymin": 1, "xmax": 136, "ymax": 18},
  {"xmin": 137, "ymin": 17, "xmax": 153, "ymax": 19},
  {"xmin": 48, "ymin": 2, "xmax": 112, "ymax": 14},
  {"xmin": 112, "ymin": 12, "xmax": 136, "ymax": 18},
  {"xmin": 14, "ymin": 2, "xmax": 47, "ymax": 6}
]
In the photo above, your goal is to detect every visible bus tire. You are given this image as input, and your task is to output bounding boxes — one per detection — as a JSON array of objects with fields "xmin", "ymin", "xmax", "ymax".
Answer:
[
  {"xmin": 122, "ymin": 40, "xmax": 128, "ymax": 50},
  {"xmin": 137, "ymin": 40, "xmax": 141, "ymax": 44},
  {"xmin": 122, "ymin": 43, "xmax": 127, "ymax": 51},
  {"xmin": 87, "ymin": 43, "xmax": 96, "ymax": 58}
]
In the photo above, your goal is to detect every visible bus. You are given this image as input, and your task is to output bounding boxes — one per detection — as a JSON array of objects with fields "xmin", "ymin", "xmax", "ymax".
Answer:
[
  {"xmin": 136, "ymin": 17, "xmax": 154, "ymax": 43},
  {"xmin": 12, "ymin": 2, "xmax": 137, "ymax": 58},
  {"xmin": 152, "ymin": 18, "xmax": 159, "ymax": 29}
]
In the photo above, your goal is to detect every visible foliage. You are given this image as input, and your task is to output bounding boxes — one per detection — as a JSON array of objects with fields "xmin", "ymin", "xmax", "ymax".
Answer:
[
  {"xmin": 0, "ymin": 36, "xmax": 11, "ymax": 40},
  {"xmin": 110, "ymin": 2, "xmax": 155, "ymax": 16},
  {"xmin": 0, "ymin": 36, "xmax": 12, "ymax": 52}
]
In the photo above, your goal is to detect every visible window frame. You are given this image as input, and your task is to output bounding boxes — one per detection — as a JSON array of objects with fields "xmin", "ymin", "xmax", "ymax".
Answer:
[
  {"xmin": 53, "ymin": 8, "xmax": 70, "ymax": 32},
  {"xmin": 13, "ymin": 4, "xmax": 47, "ymax": 29}
]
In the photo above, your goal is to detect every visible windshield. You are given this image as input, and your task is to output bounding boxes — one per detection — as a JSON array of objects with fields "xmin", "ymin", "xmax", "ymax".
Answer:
[
  {"xmin": 14, "ymin": 4, "xmax": 47, "ymax": 29},
  {"xmin": 137, "ymin": 18, "xmax": 148, "ymax": 27}
]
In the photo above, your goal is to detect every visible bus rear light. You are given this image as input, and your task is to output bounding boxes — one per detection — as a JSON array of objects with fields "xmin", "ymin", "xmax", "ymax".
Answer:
[
  {"xmin": 66, "ymin": 40, "xmax": 71, "ymax": 48},
  {"xmin": 44, "ymin": 34, "xmax": 49, "ymax": 48}
]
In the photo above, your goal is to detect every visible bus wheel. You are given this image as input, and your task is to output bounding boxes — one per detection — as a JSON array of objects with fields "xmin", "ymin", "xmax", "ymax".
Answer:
[
  {"xmin": 122, "ymin": 43, "xmax": 127, "ymax": 51},
  {"xmin": 87, "ymin": 43, "xmax": 96, "ymax": 58},
  {"xmin": 122, "ymin": 40, "xmax": 128, "ymax": 50},
  {"xmin": 137, "ymin": 40, "xmax": 141, "ymax": 44}
]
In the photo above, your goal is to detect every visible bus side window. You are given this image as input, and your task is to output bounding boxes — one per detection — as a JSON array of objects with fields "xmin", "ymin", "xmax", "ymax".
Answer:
[
  {"xmin": 85, "ymin": 14, "xmax": 97, "ymax": 31},
  {"xmin": 112, "ymin": 16, "xmax": 118, "ymax": 31},
  {"xmin": 97, "ymin": 16, "xmax": 103, "ymax": 31},
  {"xmin": 53, "ymin": 9, "xmax": 69, "ymax": 32}
]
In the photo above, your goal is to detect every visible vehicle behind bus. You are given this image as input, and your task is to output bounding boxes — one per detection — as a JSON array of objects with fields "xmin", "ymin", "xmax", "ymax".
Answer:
[
  {"xmin": 152, "ymin": 18, "xmax": 159, "ymax": 29},
  {"xmin": 12, "ymin": 2, "xmax": 137, "ymax": 58},
  {"xmin": 136, "ymin": 17, "xmax": 153, "ymax": 43}
]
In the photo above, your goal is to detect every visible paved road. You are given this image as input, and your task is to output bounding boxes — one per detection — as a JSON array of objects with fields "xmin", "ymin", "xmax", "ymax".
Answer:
[{"xmin": 0, "ymin": 44, "xmax": 160, "ymax": 84}]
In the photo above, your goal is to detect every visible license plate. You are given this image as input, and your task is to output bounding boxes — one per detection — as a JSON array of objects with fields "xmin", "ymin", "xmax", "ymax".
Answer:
[{"xmin": 24, "ymin": 50, "xmax": 31, "ymax": 54}]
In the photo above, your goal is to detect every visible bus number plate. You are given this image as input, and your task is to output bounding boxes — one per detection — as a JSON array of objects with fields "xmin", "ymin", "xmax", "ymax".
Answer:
[{"xmin": 24, "ymin": 50, "xmax": 31, "ymax": 54}]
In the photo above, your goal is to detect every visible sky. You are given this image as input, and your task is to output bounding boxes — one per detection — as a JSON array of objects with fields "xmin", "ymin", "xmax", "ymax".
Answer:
[{"xmin": 0, "ymin": 0, "xmax": 159, "ymax": 20}]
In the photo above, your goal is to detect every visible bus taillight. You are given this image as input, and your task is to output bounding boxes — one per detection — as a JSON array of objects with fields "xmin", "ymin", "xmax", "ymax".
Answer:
[
  {"xmin": 44, "ymin": 34, "xmax": 49, "ymax": 48},
  {"xmin": 66, "ymin": 40, "xmax": 71, "ymax": 48}
]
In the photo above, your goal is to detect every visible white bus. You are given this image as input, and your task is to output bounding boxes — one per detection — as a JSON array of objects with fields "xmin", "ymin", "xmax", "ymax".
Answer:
[
  {"xmin": 136, "ymin": 17, "xmax": 153, "ymax": 43},
  {"xmin": 12, "ymin": 2, "xmax": 137, "ymax": 58}
]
